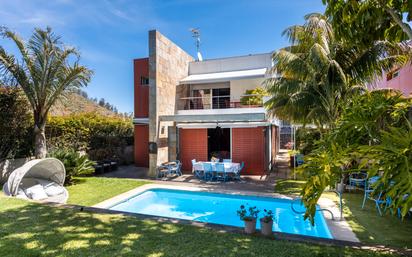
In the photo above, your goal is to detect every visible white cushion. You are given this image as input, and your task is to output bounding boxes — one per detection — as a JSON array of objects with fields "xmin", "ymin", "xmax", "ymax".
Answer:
[
  {"xmin": 44, "ymin": 184, "xmax": 64, "ymax": 197},
  {"xmin": 15, "ymin": 188, "xmax": 28, "ymax": 199},
  {"xmin": 24, "ymin": 184, "xmax": 48, "ymax": 200},
  {"xmin": 36, "ymin": 179, "xmax": 64, "ymax": 196}
]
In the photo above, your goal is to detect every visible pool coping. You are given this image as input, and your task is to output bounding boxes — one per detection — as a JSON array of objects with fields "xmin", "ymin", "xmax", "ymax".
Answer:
[{"xmin": 93, "ymin": 183, "xmax": 359, "ymax": 243}]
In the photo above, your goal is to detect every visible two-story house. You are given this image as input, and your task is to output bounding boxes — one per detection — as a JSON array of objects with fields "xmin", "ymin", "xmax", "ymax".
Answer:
[
  {"xmin": 134, "ymin": 30, "xmax": 280, "ymax": 177},
  {"xmin": 369, "ymin": 65, "xmax": 412, "ymax": 95}
]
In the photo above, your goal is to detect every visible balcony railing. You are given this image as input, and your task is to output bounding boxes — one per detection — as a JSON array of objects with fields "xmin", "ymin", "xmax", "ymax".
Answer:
[{"xmin": 180, "ymin": 94, "xmax": 265, "ymax": 110}]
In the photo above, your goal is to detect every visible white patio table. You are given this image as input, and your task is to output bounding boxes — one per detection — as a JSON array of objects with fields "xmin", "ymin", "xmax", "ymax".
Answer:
[{"xmin": 192, "ymin": 161, "xmax": 240, "ymax": 174}]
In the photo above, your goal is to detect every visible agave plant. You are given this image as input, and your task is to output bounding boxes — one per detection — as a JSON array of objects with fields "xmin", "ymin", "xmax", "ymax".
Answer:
[{"xmin": 48, "ymin": 149, "xmax": 96, "ymax": 185}]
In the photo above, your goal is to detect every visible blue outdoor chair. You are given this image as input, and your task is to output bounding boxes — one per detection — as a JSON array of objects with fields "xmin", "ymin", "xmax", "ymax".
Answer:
[
  {"xmin": 202, "ymin": 162, "xmax": 214, "ymax": 181},
  {"xmin": 295, "ymin": 154, "xmax": 304, "ymax": 166},
  {"xmin": 215, "ymin": 163, "xmax": 227, "ymax": 181},
  {"xmin": 192, "ymin": 159, "xmax": 202, "ymax": 179},
  {"xmin": 223, "ymin": 159, "xmax": 232, "ymax": 163},
  {"xmin": 348, "ymin": 172, "xmax": 367, "ymax": 191},
  {"xmin": 234, "ymin": 162, "xmax": 245, "ymax": 180},
  {"xmin": 362, "ymin": 176, "xmax": 387, "ymax": 216},
  {"xmin": 156, "ymin": 165, "xmax": 170, "ymax": 179},
  {"xmin": 169, "ymin": 160, "xmax": 182, "ymax": 176}
]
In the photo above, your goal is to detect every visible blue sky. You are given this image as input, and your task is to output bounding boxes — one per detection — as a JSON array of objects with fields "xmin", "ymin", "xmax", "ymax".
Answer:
[{"xmin": 0, "ymin": 0, "xmax": 324, "ymax": 113}]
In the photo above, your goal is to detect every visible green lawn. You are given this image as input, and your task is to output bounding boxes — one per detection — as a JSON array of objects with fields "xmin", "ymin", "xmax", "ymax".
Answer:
[
  {"xmin": 0, "ymin": 194, "xmax": 399, "ymax": 257},
  {"xmin": 275, "ymin": 179, "xmax": 412, "ymax": 249},
  {"xmin": 66, "ymin": 177, "xmax": 149, "ymax": 206}
]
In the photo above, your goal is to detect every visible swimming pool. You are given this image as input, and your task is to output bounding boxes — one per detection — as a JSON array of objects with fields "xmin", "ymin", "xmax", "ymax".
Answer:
[{"xmin": 109, "ymin": 188, "xmax": 333, "ymax": 239}]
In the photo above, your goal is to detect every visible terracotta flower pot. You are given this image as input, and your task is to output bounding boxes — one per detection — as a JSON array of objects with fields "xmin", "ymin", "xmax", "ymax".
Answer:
[
  {"xmin": 260, "ymin": 218, "xmax": 273, "ymax": 236},
  {"xmin": 243, "ymin": 218, "xmax": 257, "ymax": 234}
]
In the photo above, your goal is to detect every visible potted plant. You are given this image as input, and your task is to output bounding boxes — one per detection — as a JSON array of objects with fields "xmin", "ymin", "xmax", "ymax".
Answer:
[
  {"xmin": 260, "ymin": 209, "xmax": 274, "ymax": 236},
  {"xmin": 237, "ymin": 204, "xmax": 260, "ymax": 234}
]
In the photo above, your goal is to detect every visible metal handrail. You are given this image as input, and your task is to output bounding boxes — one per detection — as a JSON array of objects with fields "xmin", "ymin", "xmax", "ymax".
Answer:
[
  {"xmin": 180, "ymin": 94, "xmax": 265, "ymax": 110},
  {"xmin": 290, "ymin": 196, "xmax": 343, "ymax": 221}
]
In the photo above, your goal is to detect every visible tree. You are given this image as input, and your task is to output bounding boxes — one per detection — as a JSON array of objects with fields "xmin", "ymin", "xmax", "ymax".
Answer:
[
  {"xmin": 264, "ymin": 13, "xmax": 393, "ymax": 127},
  {"xmin": 323, "ymin": 0, "xmax": 412, "ymax": 44},
  {"xmin": 0, "ymin": 87, "xmax": 33, "ymax": 162},
  {"xmin": 0, "ymin": 27, "xmax": 92, "ymax": 158},
  {"xmin": 98, "ymin": 98, "xmax": 105, "ymax": 107},
  {"xmin": 300, "ymin": 90, "xmax": 412, "ymax": 223}
]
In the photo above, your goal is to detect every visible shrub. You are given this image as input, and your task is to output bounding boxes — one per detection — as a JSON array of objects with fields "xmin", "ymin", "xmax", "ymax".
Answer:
[
  {"xmin": 240, "ymin": 87, "xmax": 268, "ymax": 106},
  {"xmin": 48, "ymin": 149, "xmax": 96, "ymax": 185},
  {"xmin": 0, "ymin": 87, "xmax": 33, "ymax": 161},
  {"xmin": 46, "ymin": 113, "xmax": 133, "ymax": 162},
  {"xmin": 295, "ymin": 128, "xmax": 321, "ymax": 155}
]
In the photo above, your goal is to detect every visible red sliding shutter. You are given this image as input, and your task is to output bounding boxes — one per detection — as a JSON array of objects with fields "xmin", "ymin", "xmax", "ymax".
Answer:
[
  {"xmin": 179, "ymin": 128, "xmax": 208, "ymax": 173},
  {"xmin": 232, "ymin": 127, "xmax": 266, "ymax": 175}
]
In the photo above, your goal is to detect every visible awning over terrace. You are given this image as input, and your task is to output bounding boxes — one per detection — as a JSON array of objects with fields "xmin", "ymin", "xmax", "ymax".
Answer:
[{"xmin": 179, "ymin": 68, "xmax": 267, "ymax": 84}]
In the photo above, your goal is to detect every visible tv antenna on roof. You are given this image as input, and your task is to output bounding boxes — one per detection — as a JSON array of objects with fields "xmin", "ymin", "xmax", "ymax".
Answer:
[{"xmin": 190, "ymin": 28, "xmax": 203, "ymax": 61}]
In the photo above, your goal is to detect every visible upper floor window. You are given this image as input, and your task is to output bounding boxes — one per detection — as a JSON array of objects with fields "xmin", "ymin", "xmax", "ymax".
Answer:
[
  {"xmin": 386, "ymin": 69, "xmax": 400, "ymax": 81},
  {"xmin": 140, "ymin": 76, "xmax": 149, "ymax": 85}
]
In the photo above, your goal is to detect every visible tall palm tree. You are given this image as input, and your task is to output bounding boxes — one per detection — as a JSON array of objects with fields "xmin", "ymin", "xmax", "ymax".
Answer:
[
  {"xmin": 264, "ymin": 13, "xmax": 398, "ymax": 127},
  {"xmin": 0, "ymin": 27, "xmax": 92, "ymax": 158}
]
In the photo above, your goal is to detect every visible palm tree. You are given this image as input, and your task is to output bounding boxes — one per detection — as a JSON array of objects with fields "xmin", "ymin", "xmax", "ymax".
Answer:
[
  {"xmin": 0, "ymin": 27, "xmax": 92, "ymax": 158},
  {"xmin": 264, "ymin": 13, "xmax": 398, "ymax": 127}
]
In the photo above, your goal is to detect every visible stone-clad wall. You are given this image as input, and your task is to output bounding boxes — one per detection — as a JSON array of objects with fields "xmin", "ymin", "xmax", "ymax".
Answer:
[{"xmin": 148, "ymin": 30, "xmax": 194, "ymax": 177}]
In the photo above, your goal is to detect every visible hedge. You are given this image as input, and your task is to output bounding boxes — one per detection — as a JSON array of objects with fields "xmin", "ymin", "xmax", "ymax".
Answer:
[
  {"xmin": 46, "ymin": 113, "xmax": 133, "ymax": 162},
  {"xmin": 0, "ymin": 87, "xmax": 33, "ymax": 161}
]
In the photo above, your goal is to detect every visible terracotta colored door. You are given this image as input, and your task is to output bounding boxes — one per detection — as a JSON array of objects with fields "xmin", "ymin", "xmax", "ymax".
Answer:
[
  {"xmin": 232, "ymin": 127, "xmax": 266, "ymax": 175},
  {"xmin": 179, "ymin": 128, "xmax": 208, "ymax": 173},
  {"xmin": 134, "ymin": 125, "xmax": 149, "ymax": 167}
]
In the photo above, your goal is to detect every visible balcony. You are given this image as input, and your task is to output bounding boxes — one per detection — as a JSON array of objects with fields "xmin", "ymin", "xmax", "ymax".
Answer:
[{"xmin": 176, "ymin": 94, "xmax": 267, "ymax": 116}]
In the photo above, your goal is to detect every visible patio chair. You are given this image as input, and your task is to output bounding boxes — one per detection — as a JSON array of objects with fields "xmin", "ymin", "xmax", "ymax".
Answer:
[
  {"xmin": 169, "ymin": 160, "xmax": 182, "ymax": 176},
  {"xmin": 348, "ymin": 172, "xmax": 367, "ymax": 191},
  {"xmin": 234, "ymin": 162, "xmax": 245, "ymax": 180},
  {"xmin": 362, "ymin": 176, "xmax": 386, "ymax": 216},
  {"xmin": 192, "ymin": 159, "xmax": 203, "ymax": 179},
  {"xmin": 295, "ymin": 154, "xmax": 304, "ymax": 166},
  {"xmin": 223, "ymin": 159, "xmax": 232, "ymax": 163},
  {"xmin": 215, "ymin": 163, "xmax": 227, "ymax": 181},
  {"xmin": 202, "ymin": 162, "xmax": 214, "ymax": 181},
  {"xmin": 156, "ymin": 165, "xmax": 170, "ymax": 179}
]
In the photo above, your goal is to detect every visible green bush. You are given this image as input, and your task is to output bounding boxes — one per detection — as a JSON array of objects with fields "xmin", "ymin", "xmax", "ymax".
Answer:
[
  {"xmin": 240, "ymin": 87, "xmax": 268, "ymax": 106},
  {"xmin": 45, "ymin": 113, "xmax": 133, "ymax": 162},
  {"xmin": 300, "ymin": 90, "xmax": 412, "ymax": 223},
  {"xmin": 295, "ymin": 128, "xmax": 321, "ymax": 155},
  {"xmin": 0, "ymin": 87, "xmax": 33, "ymax": 161},
  {"xmin": 48, "ymin": 149, "xmax": 96, "ymax": 185}
]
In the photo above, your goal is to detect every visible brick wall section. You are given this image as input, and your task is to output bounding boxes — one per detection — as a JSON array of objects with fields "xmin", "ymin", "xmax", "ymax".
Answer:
[
  {"xmin": 134, "ymin": 58, "xmax": 149, "ymax": 118},
  {"xmin": 179, "ymin": 128, "xmax": 208, "ymax": 172},
  {"xmin": 134, "ymin": 125, "xmax": 149, "ymax": 167},
  {"xmin": 232, "ymin": 127, "xmax": 266, "ymax": 175},
  {"xmin": 148, "ymin": 30, "xmax": 194, "ymax": 177}
]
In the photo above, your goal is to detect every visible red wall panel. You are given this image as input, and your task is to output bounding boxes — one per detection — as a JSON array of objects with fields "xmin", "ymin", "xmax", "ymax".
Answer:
[
  {"xmin": 134, "ymin": 58, "xmax": 149, "ymax": 118},
  {"xmin": 179, "ymin": 128, "xmax": 208, "ymax": 173},
  {"xmin": 232, "ymin": 127, "xmax": 266, "ymax": 175},
  {"xmin": 134, "ymin": 125, "xmax": 149, "ymax": 167}
]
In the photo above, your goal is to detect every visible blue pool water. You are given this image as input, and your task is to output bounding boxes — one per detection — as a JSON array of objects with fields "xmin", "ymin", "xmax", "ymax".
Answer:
[{"xmin": 109, "ymin": 189, "xmax": 332, "ymax": 239}]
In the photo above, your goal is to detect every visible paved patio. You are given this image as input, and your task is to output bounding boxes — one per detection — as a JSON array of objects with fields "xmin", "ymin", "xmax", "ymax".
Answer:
[
  {"xmin": 99, "ymin": 149, "xmax": 294, "ymax": 193},
  {"xmin": 99, "ymin": 165, "xmax": 277, "ymax": 194}
]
